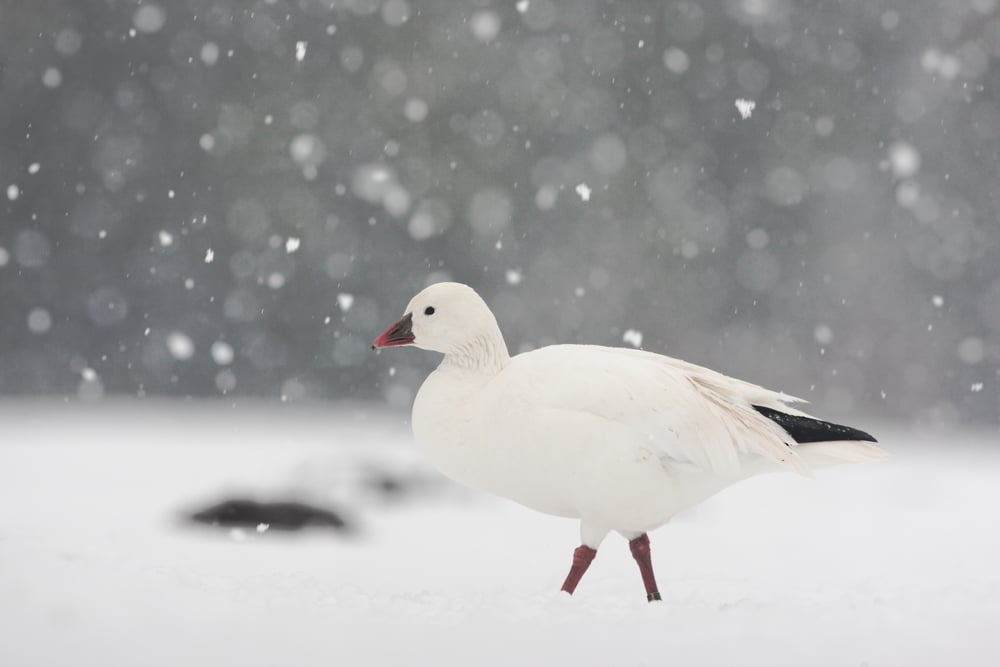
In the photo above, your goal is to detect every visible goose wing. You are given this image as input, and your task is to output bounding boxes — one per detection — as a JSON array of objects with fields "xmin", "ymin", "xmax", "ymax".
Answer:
[{"xmin": 491, "ymin": 344, "xmax": 813, "ymax": 477}]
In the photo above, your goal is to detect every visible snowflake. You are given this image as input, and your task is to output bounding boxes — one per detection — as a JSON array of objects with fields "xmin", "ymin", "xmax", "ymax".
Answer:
[
  {"xmin": 735, "ymin": 98, "xmax": 756, "ymax": 119},
  {"xmin": 622, "ymin": 329, "xmax": 643, "ymax": 348}
]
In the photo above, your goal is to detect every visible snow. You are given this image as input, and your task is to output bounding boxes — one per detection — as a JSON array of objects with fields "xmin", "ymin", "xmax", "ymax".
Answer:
[
  {"xmin": 921, "ymin": 49, "xmax": 961, "ymax": 80},
  {"xmin": 42, "ymin": 67, "xmax": 62, "ymax": 88},
  {"xmin": 133, "ymin": 4, "xmax": 166, "ymax": 34},
  {"xmin": 589, "ymin": 134, "xmax": 627, "ymax": 175},
  {"xmin": 881, "ymin": 10, "xmax": 901, "ymax": 30},
  {"xmin": 165, "ymin": 332, "xmax": 195, "ymax": 360},
  {"xmin": 336, "ymin": 293, "xmax": 355, "ymax": 311},
  {"xmin": 468, "ymin": 188, "xmax": 512, "ymax": 237},
  {"xmin": 403, "ymin": 98, "xmax": 429, "ymax": 122},
  {"xmin": 470, "ymin": 11, "xmax": 501, "ymax": 43},
  {"xmin": 381, "ymin": 0, "xmax": 411, "ymax": 27},
  {"xmin": 210, "ymin": 341, "xmax": 234, "ymax": 365},
  {"xmin": 735, "ymin": 98, "xmax": 756, "ymax": 119},
  {"xmin": 54, "ymin": 28, "xmax": 83, "ymax": 56},
  {"xmin": 813, "ymin": 324, "xmax": 834, "ymax": 345},
  {"xmin": 26, "ymin": 308, "xmax": 52, "ymax": 334},
  {"xmin": 958, "ymin": 337, "xmax": 985, "ymax": 365},
  {"xmin": 663, "ymin": 47, "xmax": 690, "ymax": 74},
  {"xmin": 200, "ymin": 42, "xmax": 219, "ymax": 66},
  {"xmin": 622, "ymin": 328, "xmax": 643, "ymax": 348},
  {"xmin": 2, "ymin": 402, "xmax": 998, "ymax": 665},
  {"xmin": 351, "ymin": 164, "xmax": 409, "ymax": 218},
  {"xmin": 0, "ymin": 401, "xmax": 998, "ymax": 666},
  {"xmin": 888, "ymin": 142, "xmax": 921, "ymax": 179},
  {"xmin": 535, "ymin": 185, "xmax": 558, "ymax": 210},
  {"xmin": 746, "ymin": 228, "xmax": 769, "ymax": 249},
  {"xmin": 290, "ymin": 135, "xmax": 325, "ymax": 174}
]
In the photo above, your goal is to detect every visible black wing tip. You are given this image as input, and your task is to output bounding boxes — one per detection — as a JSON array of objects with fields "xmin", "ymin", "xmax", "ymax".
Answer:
[
  {"xmin": 847, "ymin": 429, "xmax": 878, "ymax": 443},
  {"xmin": 752, "ymin": 405, "xmax": 877, "ymax": 444}
]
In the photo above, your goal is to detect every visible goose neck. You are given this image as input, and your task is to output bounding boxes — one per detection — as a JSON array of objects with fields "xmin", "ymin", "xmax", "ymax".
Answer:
[{"xmin": 442, "ymin": 332, "xmax": 510, "ymax": 376}]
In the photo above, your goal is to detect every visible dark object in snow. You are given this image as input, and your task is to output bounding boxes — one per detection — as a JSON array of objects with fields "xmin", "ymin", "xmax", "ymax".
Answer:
[
  {"xmin": 363, "ymin": 470, "xmax": 410, "ymax": 498},
  {"xmin": 187, "ymin": 499, "xmax": 351, "ymax": 532},
  {"xmin": 752, "ymin": 405, "xmax": 877, "ymax": 444}
]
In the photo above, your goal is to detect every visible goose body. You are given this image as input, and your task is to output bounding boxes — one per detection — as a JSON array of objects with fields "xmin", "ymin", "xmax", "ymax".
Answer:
[{"xmin": 374, "ymin": 282, "xmax": 885, "ymax": 600}]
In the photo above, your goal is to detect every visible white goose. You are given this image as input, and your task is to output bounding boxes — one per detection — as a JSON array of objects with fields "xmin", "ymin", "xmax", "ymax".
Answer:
[{"xmin": 372, "ymin": 282, "xmax": 885, "ymax": 601}]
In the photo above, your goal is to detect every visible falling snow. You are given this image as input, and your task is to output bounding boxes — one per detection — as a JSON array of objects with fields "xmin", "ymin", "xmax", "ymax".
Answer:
[
  {"xmin": 0, "ymin": 1, "xmax": 992, "ymax": 424},
  {"xmin": 200, "ymin": 42, "xmax": 219, "ymax": 66},
  {"xmin": 470, "ymin": 11, "xmax": 501, "ymax": 43},
  {"xmin": 622, "ymin": 329, "xmax": 643, "ymax": 348},
  {"xmin": 888, "ymin": 142, "xmax": 921, "ymax": 179},
  {"xmin": 337, "ymin": 293, "xmax": 355, "ymax": 311},
  {"xmin": 166, "ymin": 332, "xmax": 195, "ymax": 360},
  {"xmin": 663, "ymin": 47, "xmax": 690, "ymax": 74},
  {"xmin": 27, "ymin": 308, "xmax": 52, "ymax": 334},
  {"xmin": 813, "ymin": 325, "xmax": 834, "ymax": 346},
  {"xmin": 42, "ymin": 68, "xmax": 62, "ymax": 88},
  {"xmin": 132, "ymin": 4, "xmax": 166, "ymax": 34},
  {"xmin": 210, "ymin": 341, "xmax": 234, "ymax": 365},
  {"xmin": 735, "ymin": 98, "xmax": 756, "ymax": 119}
]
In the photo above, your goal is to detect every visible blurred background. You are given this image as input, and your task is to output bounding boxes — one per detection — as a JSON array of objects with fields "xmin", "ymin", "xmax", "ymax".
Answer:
[{"xmin": 1, "ymin": 0, "xmax": 998, "ymax": 426}]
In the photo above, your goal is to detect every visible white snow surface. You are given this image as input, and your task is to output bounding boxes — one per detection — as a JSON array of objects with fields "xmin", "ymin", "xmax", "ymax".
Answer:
[{"xmin": 1, "ymin": 401, "xmax": 998, "ymax": 666}]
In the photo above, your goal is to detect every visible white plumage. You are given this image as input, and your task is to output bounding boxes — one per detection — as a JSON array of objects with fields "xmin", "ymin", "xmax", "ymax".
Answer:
[{"xmin": 373, "ymin": 282, "xmax": 886, "ymax": 600}]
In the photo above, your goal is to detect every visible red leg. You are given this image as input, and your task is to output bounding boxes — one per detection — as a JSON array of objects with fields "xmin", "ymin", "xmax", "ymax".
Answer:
[
  {"xmin": 560, "ymin": 544, "xmax": 597, "ymax": 595},
  {"xmin": 629, "ymin": 533, "xmax": 662, "ymax": 602}
]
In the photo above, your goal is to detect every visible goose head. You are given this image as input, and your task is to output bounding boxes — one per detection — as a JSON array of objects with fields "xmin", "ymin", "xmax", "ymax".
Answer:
[{"xmin": 372, "ymin": 282, "xmax": 503, "ymax": 356}]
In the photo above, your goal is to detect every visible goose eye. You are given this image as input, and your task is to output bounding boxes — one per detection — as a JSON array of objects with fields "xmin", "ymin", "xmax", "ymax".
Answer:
[{"xmin": 424, "ymin": 306, "xmax": 435, "ymax": 316}]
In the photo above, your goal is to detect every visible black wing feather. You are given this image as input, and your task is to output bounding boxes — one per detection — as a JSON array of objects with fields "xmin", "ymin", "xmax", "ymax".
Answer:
[{"xmin": 752, "ymin": 405, "xmax": 877, "ymax": 444}]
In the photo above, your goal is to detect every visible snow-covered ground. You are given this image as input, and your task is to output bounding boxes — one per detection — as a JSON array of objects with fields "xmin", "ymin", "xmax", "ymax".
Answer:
[{"xmin": 1, "ymin": 401, "xmax": 998, "ymax": 666}]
